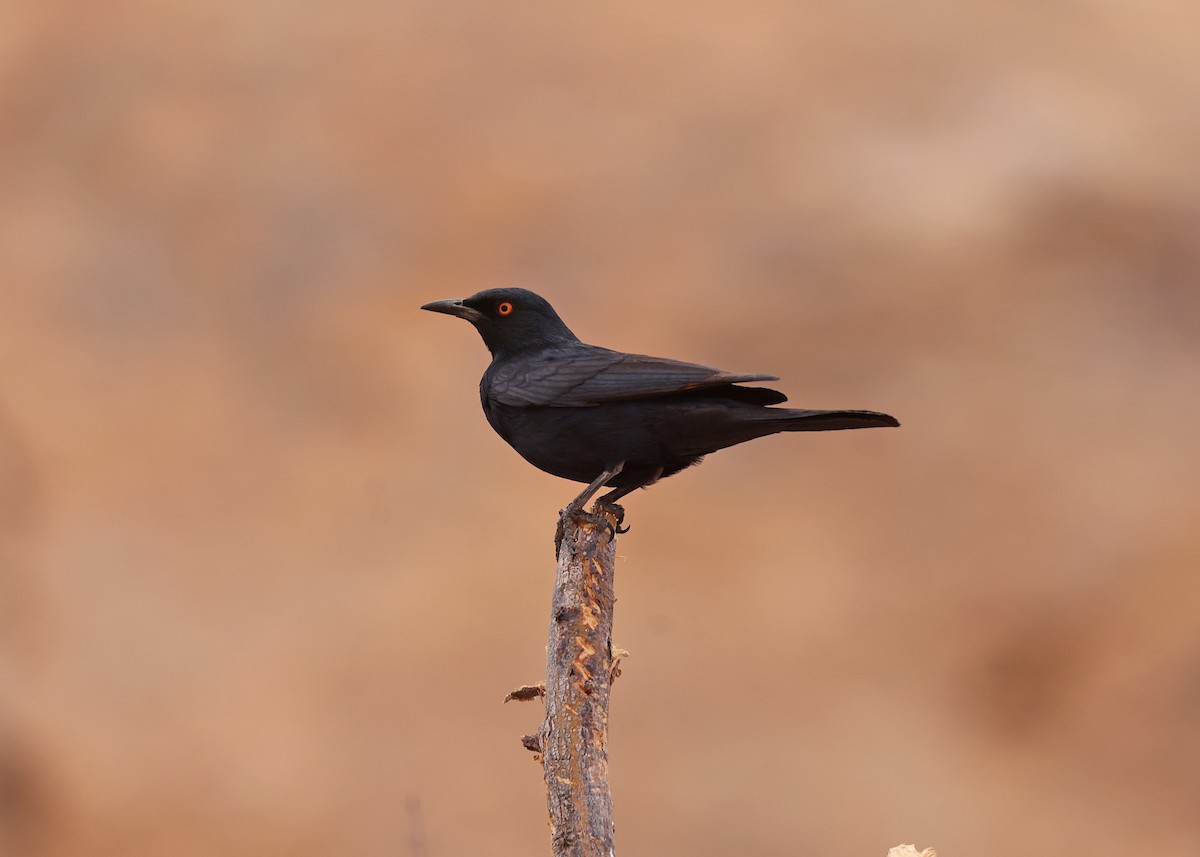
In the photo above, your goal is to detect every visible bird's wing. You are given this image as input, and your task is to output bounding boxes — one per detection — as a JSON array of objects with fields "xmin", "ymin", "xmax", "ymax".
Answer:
[{"xmin": 488, "ymin": 343, "xmax": 780, "ymax": 407}]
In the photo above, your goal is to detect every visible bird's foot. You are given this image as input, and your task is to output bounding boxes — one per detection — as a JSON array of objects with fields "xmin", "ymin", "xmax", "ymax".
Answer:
[
  {"xmin": 557, "ymin": 501, "xmax": 586, "ymax": 525},
  {"xmin": 555, "ymin": 500, "xmax": 626, "ymax": 544},
  {"xmin": 555, "ymin": 501, "xmax": 593, "ymax": 553},
  {"xmin": 594, "ymin": 500, "xmax": 629, "ymax": 536}
]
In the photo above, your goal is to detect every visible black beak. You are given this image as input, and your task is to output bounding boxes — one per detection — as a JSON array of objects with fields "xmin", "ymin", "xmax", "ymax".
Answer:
[{"xmin": 420, "ymin": 299, "xmax": 485, "ymax": 323}]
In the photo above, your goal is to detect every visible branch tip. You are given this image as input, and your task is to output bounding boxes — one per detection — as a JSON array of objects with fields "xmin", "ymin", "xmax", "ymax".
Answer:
[{"xmin": 504, "ymin": 683, "xmax": 546, "ymax": 703}]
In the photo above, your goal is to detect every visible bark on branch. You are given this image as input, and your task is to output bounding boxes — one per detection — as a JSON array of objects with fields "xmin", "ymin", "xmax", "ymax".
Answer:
[{"xmin": 534, "ymin": 505, "xmax": 621, "ymax": 857}]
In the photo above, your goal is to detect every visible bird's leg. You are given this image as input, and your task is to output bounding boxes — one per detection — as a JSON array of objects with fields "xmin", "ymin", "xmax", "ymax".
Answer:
[
  {"xmin": 596, "ymin": 467, "xmax": 662, "ymax": 534},
  {"xmin": 561, "ymin": 462, "xmax": 625, "ymax": 519},
  {"xmin": 556, "ymin": 463, "xmax": 625, "ymax": 551}
]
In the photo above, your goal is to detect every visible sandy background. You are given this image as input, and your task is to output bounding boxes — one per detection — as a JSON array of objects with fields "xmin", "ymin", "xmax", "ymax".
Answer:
[{"xmin": 3, "ymin": 1, "xmax": 1200, "ymax": 855}]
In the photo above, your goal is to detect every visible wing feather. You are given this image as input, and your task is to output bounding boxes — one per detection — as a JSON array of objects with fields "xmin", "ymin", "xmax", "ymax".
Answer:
[{"xmin": 486, "ymin": 342, "xmax": 781, "ymax": 407}]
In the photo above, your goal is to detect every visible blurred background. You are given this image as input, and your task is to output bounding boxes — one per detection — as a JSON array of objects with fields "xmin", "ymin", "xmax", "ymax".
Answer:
[{"xmin": 2, "ymin": 0, "xmax": 1200, "ymax": 855}]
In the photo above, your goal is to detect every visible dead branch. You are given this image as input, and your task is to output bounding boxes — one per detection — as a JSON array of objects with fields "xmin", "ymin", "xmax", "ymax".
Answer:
[
  {"xmin": 505, "ymin": 683, "xmax": 546, "ymax": 703},
  {"xmin": 532, "ymin": 503, "xmax": 621, "ymax": 857}
]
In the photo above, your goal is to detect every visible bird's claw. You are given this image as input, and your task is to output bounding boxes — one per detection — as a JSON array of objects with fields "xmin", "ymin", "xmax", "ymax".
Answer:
[
  {"xmin": 555, "ymin": 502, "xmax": 593, "ymax": 553},
  {"xmin": 557, "ymin": 500, "xmax": 627, "ymax": 543},
  {"xmin": 558, "ymin": 503, "xmax": 585, "ymax": 524},
  {"xmin": 595, "ymin": 500, "xmax": 629, "ymax": 536}
]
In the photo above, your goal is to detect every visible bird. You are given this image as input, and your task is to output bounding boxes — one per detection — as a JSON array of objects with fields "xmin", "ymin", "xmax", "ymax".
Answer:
[{"xmin": 421, "ymin": 288, "xmax": 898, "ymax": 520}]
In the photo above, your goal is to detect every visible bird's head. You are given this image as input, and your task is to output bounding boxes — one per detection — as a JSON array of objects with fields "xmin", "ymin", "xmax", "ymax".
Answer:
[{"xmin": 420, "ymin": 288, "xmax": 578, "ymax": 356}]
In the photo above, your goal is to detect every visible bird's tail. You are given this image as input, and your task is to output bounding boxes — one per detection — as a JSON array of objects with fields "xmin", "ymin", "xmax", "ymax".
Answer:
[{"xmin": 763, "ymin": 408, "xmax": 900, "ymax": 431}]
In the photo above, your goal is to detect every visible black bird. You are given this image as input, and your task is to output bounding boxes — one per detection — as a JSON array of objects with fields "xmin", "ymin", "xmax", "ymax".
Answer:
[{"xmin": 421, "ymin": 288, "xmax": 898, "ymax": 517}]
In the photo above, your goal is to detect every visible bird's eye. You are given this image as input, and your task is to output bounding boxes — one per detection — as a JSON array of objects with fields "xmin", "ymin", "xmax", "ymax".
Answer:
[{"xmin": 497, "ymin": 301, "xmax": 514, "ymax": 316}]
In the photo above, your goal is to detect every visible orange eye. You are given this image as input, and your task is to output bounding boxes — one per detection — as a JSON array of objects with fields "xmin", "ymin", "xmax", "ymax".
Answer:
[{"xmin": 497, "ymin": 301, "xmax": 514, "ymax": 316}]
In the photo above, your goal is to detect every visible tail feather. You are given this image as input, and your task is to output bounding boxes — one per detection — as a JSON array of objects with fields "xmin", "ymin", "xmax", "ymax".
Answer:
[{"xmin": 768, "ymin": 408, "xmax": 900, "ymax": 431}]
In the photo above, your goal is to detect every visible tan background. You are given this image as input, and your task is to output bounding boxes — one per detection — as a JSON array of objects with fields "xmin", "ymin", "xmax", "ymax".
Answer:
[{"xmin": 3, "ymin": 1, "xmax": 1200, "ymax": 855}]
